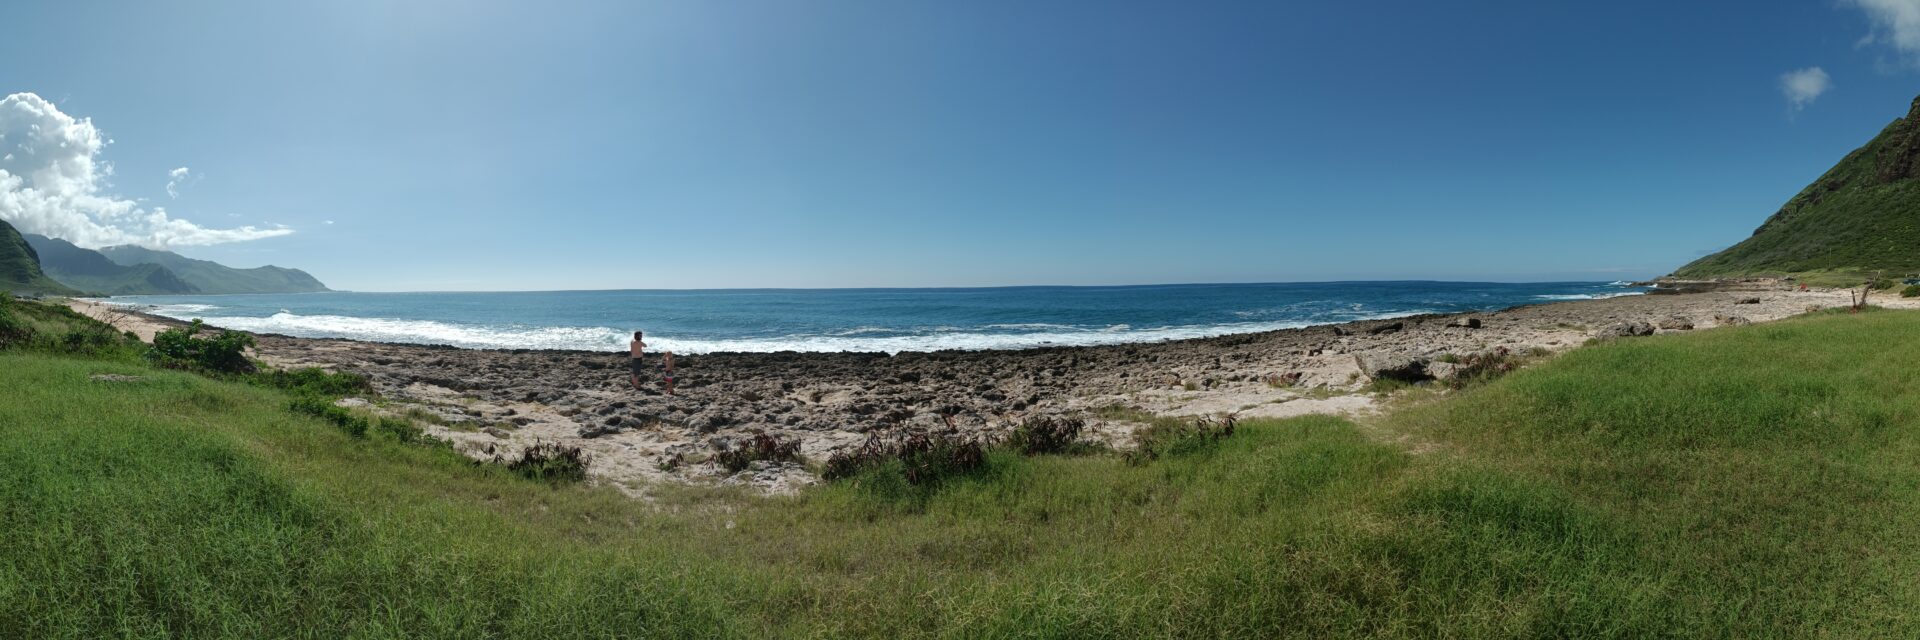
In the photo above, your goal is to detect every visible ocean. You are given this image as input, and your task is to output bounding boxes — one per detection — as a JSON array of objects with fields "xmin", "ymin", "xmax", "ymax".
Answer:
[{"xmin": 105, "ymin": 281, "xmax": 1646, "ymax": 354}]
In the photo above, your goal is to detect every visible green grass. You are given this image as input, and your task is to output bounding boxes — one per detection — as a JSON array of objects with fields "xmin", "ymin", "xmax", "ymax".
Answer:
[{"xmin": 6, "ymin": 306, "xmax": 1920, "ymax": 637}]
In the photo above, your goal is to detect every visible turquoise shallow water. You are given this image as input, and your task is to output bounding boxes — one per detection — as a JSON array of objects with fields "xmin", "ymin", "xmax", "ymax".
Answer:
[{"xmin": 107, "ymin": 281, "xmax": 1645, "ymax": 354}]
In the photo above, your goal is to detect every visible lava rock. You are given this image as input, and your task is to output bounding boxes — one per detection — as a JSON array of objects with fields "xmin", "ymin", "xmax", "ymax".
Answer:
[
  {"xmin": 1597, "ymin": 321, "xmax": 1656, "ymax": 338},
  {"xmin": 1353, "ymin": 352, "xmax": 1430, "ymax": 382},
  {"xmin": 1365, "ymin": 322, "xmax": 1405, "ymax": 336},
  {"xmin": 1657, "ymin": 316, "xmax": 1694, "ymax": 331}
]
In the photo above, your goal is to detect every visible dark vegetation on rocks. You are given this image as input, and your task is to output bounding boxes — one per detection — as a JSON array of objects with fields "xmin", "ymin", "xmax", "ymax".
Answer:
[
  {"xmin": 491, "ymin": 441, "xmax": 591, "ymax": 485},
  {"xmin": 1006, "ymin": 416, "xmax": 1092, "ymax": 455},
  {"xmin": 1124, "ymin": 413, "xmax": 1238, "ymax": 465},
  {"xmin": 821, "ymin": 429, "xmax": 991, "ymax": 485},
  {"xmin": 715, "ymin": 433, "xmax": 804, "ymax": 473}
]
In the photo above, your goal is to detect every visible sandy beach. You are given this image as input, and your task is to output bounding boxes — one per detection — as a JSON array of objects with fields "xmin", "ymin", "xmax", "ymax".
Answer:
[{"xmin": 75, "ymin": 283, "xmax": 1920, "ymax": 495}]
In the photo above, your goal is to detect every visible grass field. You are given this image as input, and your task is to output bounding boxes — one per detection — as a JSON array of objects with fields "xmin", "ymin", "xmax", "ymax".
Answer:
[{"xmin": 4, "ymin": 302, "xmax": 1920, "ymax": 637}]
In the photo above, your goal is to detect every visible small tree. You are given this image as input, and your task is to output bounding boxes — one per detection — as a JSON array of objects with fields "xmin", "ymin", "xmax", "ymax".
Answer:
[{"xmin": 147, "ymin": 319, "xmax": 256, "ymax": 374}]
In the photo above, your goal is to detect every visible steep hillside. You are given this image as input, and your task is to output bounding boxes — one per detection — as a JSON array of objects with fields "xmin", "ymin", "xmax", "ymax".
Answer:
[
  {"xmin": 22, "ymin": 234, "xmax": 199, "ymax": 295},
  {"xmin": 1674, "ymin": 94, "xmax": 1920, "ymax": 278},
  {"xmin": 0, "ymin": 221, "xmax": 79, "ymax": 296},
  {"xmin": 99, "ymin": 245, "xmax": 329, "ymax": 294}
]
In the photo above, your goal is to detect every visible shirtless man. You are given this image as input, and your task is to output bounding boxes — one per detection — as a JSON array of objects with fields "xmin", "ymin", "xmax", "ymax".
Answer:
[{"xmin": 629, "ymin": 330, "xmax": 675, "ymax": 395}]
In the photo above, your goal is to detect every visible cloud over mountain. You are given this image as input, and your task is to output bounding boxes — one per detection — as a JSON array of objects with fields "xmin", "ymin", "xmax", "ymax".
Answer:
[{"xmin": 0, "ymin": 92, "xmax": 290, "ymax": 248}]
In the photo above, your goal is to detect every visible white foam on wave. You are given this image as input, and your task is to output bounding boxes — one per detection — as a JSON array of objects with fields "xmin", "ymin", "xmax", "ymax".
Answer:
[
  {"xmin": 1532, "ymin": 291, "xmax": 1646, "ymax": 301},
  {"xmin": 95, "ymin": 299, "xmax": 222, "ymax": 315},
  {"xmin": 163, "ymin": 308, "xmax": 1439, "ymax": 354},
  {"xmin": 194, "ymin": 312, "xmax": 635, "ymax": 351}
]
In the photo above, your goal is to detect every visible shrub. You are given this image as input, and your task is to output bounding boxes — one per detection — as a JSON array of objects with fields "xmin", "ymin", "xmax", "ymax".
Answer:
[
  {"xmin": 373, "ymin": 417, "xmax": 422, "ymax": 443},
  {"xmin": 148, "ymin": 320, "xmax": 256, "ymax": 374},
  {"xmin": 822, "ymin": 429, "xmax": 989, "ymax": 485},
  {"xmin": 1125, "ymin": 413, "xmax": 1237, "ymax": 464},
  {"xmin": 496, "ymin": 441, "xmax": 590, "ymax": 484},
  {"xmin": 1870, "ymin": 278, "xmax": 1897, "ymax": 290},
  {"xmin": 1903, "ymin": 284, "xmax": 1920, "ymax": 298},
  {"xmin": 0, "ymin": 297, "xmax": 31, "ymax": 350},
  {"xmin": 714, "ymin": 433, "xmax": 803, "ymax": 473},
  {"xmin": 1005, "ymin": 416, "xmax": 1087, "ymax": 455},
  {"xmin": 1446, "ymin": 347, "xmax": 1522, "ymax": 390},
  {"xmin": 255, "ymin": 367, "xmax": 373, "ymax": 397},
  {"xmin": 289, "ymin": 396, "xmax": 370, "ymax": 438},
  {"xmin": 58, "ymin": 328, "xmax": 119, "ymax": 354}
]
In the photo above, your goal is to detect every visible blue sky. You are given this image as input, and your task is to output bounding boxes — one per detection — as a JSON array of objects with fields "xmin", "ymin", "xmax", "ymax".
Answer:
[{"xmin": 3, "ymin": 0, "xmax": 1919, "ymax": 291}]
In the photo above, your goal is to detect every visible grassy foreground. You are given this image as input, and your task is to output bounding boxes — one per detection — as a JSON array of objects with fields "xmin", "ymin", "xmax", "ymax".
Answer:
[{"xmin": 5, "ymin": 307, "xmax": 1920, "ymax": 637}]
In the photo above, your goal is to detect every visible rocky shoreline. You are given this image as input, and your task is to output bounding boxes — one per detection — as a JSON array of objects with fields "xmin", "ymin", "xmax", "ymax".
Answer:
[{"xmin": 80, "ymin": 283, "xmax": 1919, "ymax": 495}]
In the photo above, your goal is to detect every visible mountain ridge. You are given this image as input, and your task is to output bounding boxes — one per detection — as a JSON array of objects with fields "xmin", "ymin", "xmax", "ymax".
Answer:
[
  {"xmin": 22, "ymin": 234, "xmax": 201, "ymax": 295},
  {"xmin": 1674, "ymin": 93, "xmax": 1920, "ymax": 279},
  {"xmin": 0, "ymin": 221, "xmax": 81, "ymax": 295},
  {"xmin": 97, "ymin": 244, "xmax": 329, "ymax": 294}
]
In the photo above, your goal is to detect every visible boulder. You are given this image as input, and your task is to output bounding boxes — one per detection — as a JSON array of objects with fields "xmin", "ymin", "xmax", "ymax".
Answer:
[
  {"xmin": 1426, "ymin": 361, "xmax": 1462, "ymax": 381},
  {"xmin": 1714, "ymin": 315, "xmax": 1752, "ymax": 327},
  {"xmin": 1597, "ymin": 321, "xmax": 1656, "ymax": 338},
  {"xmin": 1352, "ymin": 352, "xmax": 1430, "ymax": 382},
  {"xmin": 1449, "ymin": 317, "xmax": 1483, "ymax": 329},
  {"xmin": 577, "ymin": 422, "xmax": 620, "ymax": 438},
  {"xmin": 1365, "ymin": 321, "xmax": 1405, "ymax": 335},
  {"xmin": 1735, "ymin": 297, "xmax": 1762, "ymax": 305},
  {"xmin": 1656, "ymin": 316, "xmax": 1694, "ymax": 331}
]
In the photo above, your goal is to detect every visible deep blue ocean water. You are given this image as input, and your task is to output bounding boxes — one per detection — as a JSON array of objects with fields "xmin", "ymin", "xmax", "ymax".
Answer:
[{"xmin": 105, "ymin": 281, "xmax": 1645, "ymax": 354}]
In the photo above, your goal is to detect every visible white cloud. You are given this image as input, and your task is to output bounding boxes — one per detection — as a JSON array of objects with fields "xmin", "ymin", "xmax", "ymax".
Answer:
[
  {"xmin": 1779, "ymin": 67, "xmax": 1832, "ymax": 111},
  {"xmin": 165, "ymin": 166, "xmax": 190, "ymax": 198},
  {"xmin": 0, "ymin": 92, "xmax": 291, "ymax": 248},
  {"xmin": 1850, "ymin": 0, "xmax": 1920, "ymax": 63},
  {"xmin": 323, "ymin": 220, "xmax": 335, "ymax": 225}
]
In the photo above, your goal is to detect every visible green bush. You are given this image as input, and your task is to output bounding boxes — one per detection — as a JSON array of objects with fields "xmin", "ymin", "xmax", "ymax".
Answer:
[
  {"xmin": 148, "ymin": 319, "xmax": 256, "ymax": 374},
  {"xmin": 1870, "ymin": 278, "xmax": 1897, "ymax": 290},
  {"xmin": 373, "ymin": 416, "xmax": 422, "ymax": 443},
  {"xmin": 255, "ymin": 367, "xmax": 372, "ymax": 397},
  {"xmin": 58, "ymin": 328, "xmax": 118, "ymax": 354},
  {"xmin": 1903, "ymin": 284, "xmax": 1920, "ymax": 298},
  {"xmin": 0, "ymin": 295, "xmax": 31, "ymax": 350},
  {"xmin": 288, "ymin": 396, "xmax": 370, "ymax": 438}
]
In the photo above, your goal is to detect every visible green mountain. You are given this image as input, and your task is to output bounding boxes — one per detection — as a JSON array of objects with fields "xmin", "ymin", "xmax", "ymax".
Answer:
[
  {"xmin": 0, "ymin": 220, "xmax": 80, "ymax": 296},
  {"xmin": 97, "ymin": 245, "xmax": 329, "ymax": 294},
  {"xmin": 21, "ymin": 234, "xmax": 201, "ymax": 295},
  {"xmin": 1674, "ymin": 94, "xmax": 1920, "ymax": 279}
]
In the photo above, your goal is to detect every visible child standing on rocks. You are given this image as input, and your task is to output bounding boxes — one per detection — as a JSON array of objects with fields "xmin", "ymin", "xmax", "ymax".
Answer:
[{"xmin": 630, "ymin": 330, "xmax": 675, "ymax": 396}]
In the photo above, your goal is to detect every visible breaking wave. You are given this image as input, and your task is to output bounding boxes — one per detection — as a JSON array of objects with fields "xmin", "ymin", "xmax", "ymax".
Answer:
[
  {"xmin": 1532, "ymin": 291, "xmax": 1646, "ymax": 301},
  {"xmin": 168, "ymin": 309, "xmax": 1431, "ymax": 354}
]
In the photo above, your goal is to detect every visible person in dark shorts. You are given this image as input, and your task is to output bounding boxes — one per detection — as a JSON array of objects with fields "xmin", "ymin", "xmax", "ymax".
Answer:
[{"xmin": 629, "ymin": 330, "xmax": 675, "ymax": 395}]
